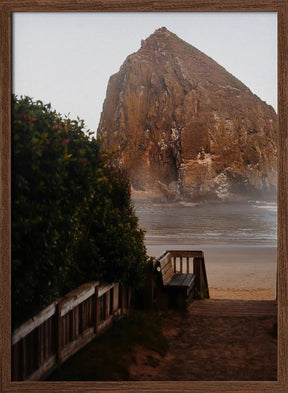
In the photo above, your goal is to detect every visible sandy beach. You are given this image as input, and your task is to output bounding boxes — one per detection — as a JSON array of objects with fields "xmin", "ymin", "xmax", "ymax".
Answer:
[{"xmin": 146, "ymin": 244, "xmax": 277, "ymax": 300}]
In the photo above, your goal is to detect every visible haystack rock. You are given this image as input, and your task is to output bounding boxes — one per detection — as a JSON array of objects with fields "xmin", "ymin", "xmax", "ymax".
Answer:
[{"xmin": 97, "ymin": 27, "xmax": 277, "ymax": 202}]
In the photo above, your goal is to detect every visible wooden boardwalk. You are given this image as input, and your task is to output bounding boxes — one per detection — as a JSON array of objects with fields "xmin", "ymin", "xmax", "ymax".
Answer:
[
  {"xmin": 188, "ymin": 299, "xmax": 277, "ymax": 316},
  {"xmin": 129, "ymin": 299, "xmax": 277, "ymax": 381}
]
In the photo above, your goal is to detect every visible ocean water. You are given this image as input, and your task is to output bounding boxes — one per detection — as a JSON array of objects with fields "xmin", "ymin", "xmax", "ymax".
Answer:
[
  {"xmin": 134, "ymin": 199, "xmax": 278, "ymax": 294},
  {"xmin": 133, "ymin": 200, "xmax": 277, "ymax": 247}
]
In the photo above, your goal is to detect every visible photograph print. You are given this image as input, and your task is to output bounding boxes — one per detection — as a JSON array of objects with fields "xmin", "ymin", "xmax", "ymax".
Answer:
[{"xmin": 11, "ymin": 11, "xmax": 277, "ymax": 382}]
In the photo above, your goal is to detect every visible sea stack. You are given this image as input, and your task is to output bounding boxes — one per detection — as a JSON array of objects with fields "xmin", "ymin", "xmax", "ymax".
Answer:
[{"xmin": 98, "ymin": 27, "xmax": 277, "ymax": 201}]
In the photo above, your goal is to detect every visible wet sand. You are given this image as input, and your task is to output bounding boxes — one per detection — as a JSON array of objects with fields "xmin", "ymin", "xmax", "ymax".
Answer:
[{"xmin": 147, "ymin": 244, "xmax": 277, "ymax": 300}]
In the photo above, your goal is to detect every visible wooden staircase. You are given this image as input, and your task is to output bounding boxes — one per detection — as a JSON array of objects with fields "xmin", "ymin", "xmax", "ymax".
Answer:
[{"xmin": 188, "ymin": 299, "xmax": 277, "ymax": 317}]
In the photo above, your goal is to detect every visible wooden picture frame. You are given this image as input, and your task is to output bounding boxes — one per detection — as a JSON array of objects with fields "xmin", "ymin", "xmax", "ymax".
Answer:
[{"xmin": 1, "ymin": 1, "xmax": 287, "ymax": 392}]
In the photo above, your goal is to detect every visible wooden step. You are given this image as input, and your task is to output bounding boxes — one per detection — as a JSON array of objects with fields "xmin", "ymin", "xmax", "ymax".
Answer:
[{"xmin": 188, "ymin": 299, "xmax": 277, "ymax": 317}]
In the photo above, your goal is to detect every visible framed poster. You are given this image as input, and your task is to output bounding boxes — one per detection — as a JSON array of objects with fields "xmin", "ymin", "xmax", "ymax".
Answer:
[{"xmin": 1, "ymin": 1, "xmax": 287, "ymax": 392}]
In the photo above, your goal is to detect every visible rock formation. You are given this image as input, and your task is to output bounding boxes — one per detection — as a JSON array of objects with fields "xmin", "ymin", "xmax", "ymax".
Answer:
[{"xmin": 97, "ymin": 27, "xmax": 277, "ymax": 201}]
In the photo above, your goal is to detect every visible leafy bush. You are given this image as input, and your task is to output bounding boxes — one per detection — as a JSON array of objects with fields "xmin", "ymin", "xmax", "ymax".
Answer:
[{"xmin": 12, "ymin": 95, "xmax": 147, "ymax": 327}]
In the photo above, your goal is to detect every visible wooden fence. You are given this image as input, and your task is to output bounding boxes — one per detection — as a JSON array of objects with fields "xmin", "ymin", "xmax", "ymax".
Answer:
[{"xmin": 11, "ymin": 281, "xmax": 132, "ymax": 381}]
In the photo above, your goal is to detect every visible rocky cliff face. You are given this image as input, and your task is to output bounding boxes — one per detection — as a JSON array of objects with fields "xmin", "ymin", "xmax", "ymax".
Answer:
[{"xmin": 98, "ymin": 27, "xmax": 277, "ymax": 201}]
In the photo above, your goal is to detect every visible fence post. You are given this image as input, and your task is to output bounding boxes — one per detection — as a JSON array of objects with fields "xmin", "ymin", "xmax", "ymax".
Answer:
[
  {"xmin": 113, "ymin": 283, "xmax": 119, "ymax": 313},
  {"xmin": 38, "ymin": 323, "xmax": 44, "ymax": 369},
  {"xmin": 193, "ymin": 257, "xmax": 202, "ymax": 294},
  {"xmin": 173, "ymin": 256, "xmax": 176, "ymax": 273},
  {"xmin": 56, "ymin": 301, "xmax": 62, "ymax": 367},
  {"xmin": 79, "ymin": 301, "xmax": 83, "ymax": 335},
  {"xmin": 94, "ymin": 284, "xmax": 99, "ymax": 334},
  {"xmin": 105, "ymin": 290, "xmax": 110, "ymax": 319},
  {"xmin": 193, "ymin": 257, "xmax": 209, "ymax": 298},
  {"xmin": 22, "ymin": 338, "xmax": 26, "ymax": 380},
  {"xmin": 120, "ymin": 284, "xmax": 126, "ymax": 314}
]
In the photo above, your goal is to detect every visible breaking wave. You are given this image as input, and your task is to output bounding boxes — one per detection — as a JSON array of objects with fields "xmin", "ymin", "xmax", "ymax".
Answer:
[{"xmin": 134, "ymin": 200, "xmax": 277, "ymax": 245}]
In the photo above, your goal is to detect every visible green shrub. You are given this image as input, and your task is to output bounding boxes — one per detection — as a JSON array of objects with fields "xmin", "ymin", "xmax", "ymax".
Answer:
[{"xmin": 12, "ymin": 95, "xmax": 147, "ymax": 327}]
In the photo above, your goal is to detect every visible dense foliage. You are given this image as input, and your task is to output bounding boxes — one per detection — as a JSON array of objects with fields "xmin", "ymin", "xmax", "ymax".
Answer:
[{"xmin": 12, "ymin": 95, "xmax": 147, "ymax": 327}]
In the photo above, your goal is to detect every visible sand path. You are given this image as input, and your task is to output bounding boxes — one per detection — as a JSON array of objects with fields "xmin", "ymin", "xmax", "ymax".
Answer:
[{"xmin": 128, "ymin": 299, "xmax": 277, "ymax": 381}]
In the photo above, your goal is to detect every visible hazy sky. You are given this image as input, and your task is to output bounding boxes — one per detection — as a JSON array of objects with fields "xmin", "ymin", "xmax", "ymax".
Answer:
[{"xmin": 13, "ymin": 12, "xmax": 277, "ymax": 133}]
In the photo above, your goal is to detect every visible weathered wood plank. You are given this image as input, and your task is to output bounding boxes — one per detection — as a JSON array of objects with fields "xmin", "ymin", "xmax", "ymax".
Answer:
[
  {"xmin": 168, "ymin": 250, "xmax": 204, "ymax": 258},
  {"xmin": 159, "ymin": 256, "xmax": 172, "ymax": 271},
  {"xmin": 159, "ymin": 252, "xmax": 175, "ymax": 285},
  {"xmin": 27, "ymin": 354, "xmax": 57, "ymax": 381},
  {"xmin": 60, "ymin": 327, "xmax": 95, "ymax": 364},
  {"xmin": 161, "ymin": 259, "xmax": 172, "ymax": 273},
  {"xmin": 60, "ymin": 283, "xmax": 98, "ymax": 317},
  {"xmin": 182, "ymin": 274, "xmax": 196, "ymax": 287},
  {"xmin": 44, "ymin": 320, "xmax": 49, "ymax": 360},
  {"xmin": 98, "ymin": 283, "xmax": 115, "ymax": 297},
  {"xmin": 56, "ymin": 302, "xmax": 62, "ymax": 365},
  {"xmin": 173, "ymin": 256, "xmax": 176, "ymax": 272},
  {"xmin": 94, "ymin": 285, "xmax": 99, "ymax": 333},
  {"xmin": 121, "ymin": 284, "xmax": 127, "ymax": 312},
  {"xmin": 38, "ymin": 324, "xmax": 44, "ymax": 366},
  {"xmin": 105, "ymin": 291, "xmax": 110, "ymax": 319},
  {"xmin": 22, "ymin": 337, "xmax": 26, "ymax": 380},
  {"xmin": 167, "ymin": 274, "xmax": 196, "ymax": 288},
  {"xmin": 113, "ymin": 283, "xmax": 119, "ymax": 312},
  {"xmin": 162, "ymin": 270, "xmax": 175, "ymax": 286},
  {"xmin": 98, "ymin": 315, "xmax": 114, "ymax": 333},
  {"xmin": 12, "ymin": 301, "xmax": 57, "ymax": 345},
  {"xmin": 189, "ymin": 299, "xmax": 277, "ymax": 317},
  {"xmin": 161, "ymin": 266, "xmax": 173, "ymax": 280}
]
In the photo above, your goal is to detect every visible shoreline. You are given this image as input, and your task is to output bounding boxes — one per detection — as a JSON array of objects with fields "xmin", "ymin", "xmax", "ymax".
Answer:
[
  {"xmin": 146, "ymin": 243, "xmax": 277, "ymax": 300},
  {"xmin": 132, "ymin": 193, "xmax": 277, "ymax": 205}
]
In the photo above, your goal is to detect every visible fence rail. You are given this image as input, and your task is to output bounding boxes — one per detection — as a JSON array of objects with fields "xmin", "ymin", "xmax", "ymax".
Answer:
[{"xmin": 12, "ymin": 281, "xmax": 132, "ymax": 381}]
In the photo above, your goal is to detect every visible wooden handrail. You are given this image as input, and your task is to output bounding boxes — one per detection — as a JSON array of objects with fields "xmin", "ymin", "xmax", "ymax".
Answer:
[
  {"xmin": 60, "ymin": 282, "xmax": 99, "ymax": 317},
  {"xmin": 12, "ymin": 301, "xmax": 58, "ymax": 345},
  {"xmin": 166, "ymin": 250, "xmax": 204, "ymax": 258},
  {"xmin": 12, "ymin": 281, "xmax": 132, "ymax": 381}
]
